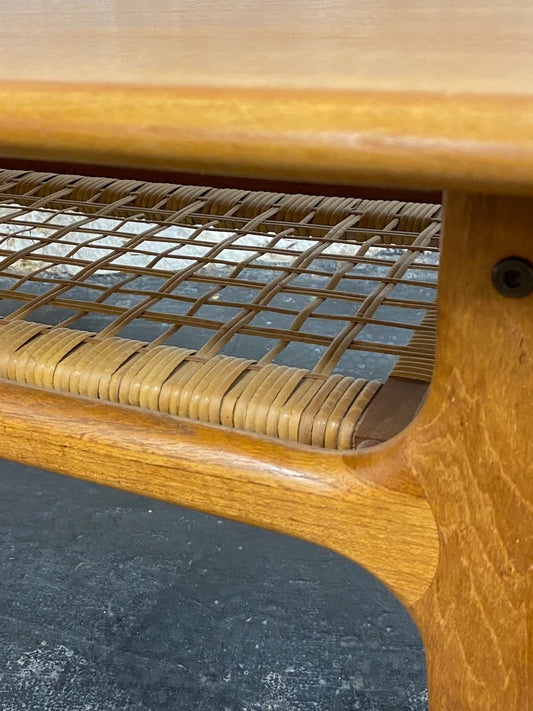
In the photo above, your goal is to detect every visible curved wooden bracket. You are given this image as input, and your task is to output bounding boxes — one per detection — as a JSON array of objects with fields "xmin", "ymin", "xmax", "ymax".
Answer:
[{"xmin": 0, "ymin": 376, "xmax": 438, "ymax": 606}]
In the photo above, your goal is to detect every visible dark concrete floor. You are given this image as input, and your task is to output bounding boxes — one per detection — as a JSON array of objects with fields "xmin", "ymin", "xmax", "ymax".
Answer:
[{"xmin": 0, "ymin": 458, "xmax": 428, "ymax": 711}]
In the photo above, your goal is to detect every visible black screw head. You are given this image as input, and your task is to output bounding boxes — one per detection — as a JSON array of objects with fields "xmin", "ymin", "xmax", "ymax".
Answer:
[{"xmin": 491, "ymin": 257, "xmax": 533, "ymax": 298}]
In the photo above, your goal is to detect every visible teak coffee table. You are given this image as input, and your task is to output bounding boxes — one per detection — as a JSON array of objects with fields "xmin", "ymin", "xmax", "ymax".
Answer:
[{"xmin": 0, "ymin": 2, "xmax": 532, "ymax": 709}]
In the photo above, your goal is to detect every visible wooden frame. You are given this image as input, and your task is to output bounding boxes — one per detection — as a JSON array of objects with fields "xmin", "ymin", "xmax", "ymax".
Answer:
[
  {"xmin": 1, "ymin": 2, "xmax": 532, "ymax": 708},
  {"xmin": 0, "ymin": 189, "xmax": 530, "ymax": 709}
]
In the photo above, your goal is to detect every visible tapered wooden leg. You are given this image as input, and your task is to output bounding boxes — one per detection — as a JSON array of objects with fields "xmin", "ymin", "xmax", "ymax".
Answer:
[{"xmin": 405, "ymin": 192, "xmax": 533, "ymax": 710}]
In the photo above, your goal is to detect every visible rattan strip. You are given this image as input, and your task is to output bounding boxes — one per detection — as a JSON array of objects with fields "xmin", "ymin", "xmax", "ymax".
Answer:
[
  {"xmin": 0, "ymin": 174, "xmax": 439, "ymax": 382},
  {"xmin": 389, "ymin": 308, "xmax": 437, "ymax": 382},
  {"xmin": 0, "ymin": 170, "xmax": 440, "ymax": 439},
  {"xmin": 1, "ymin": 170, "xmax": 441, "ymax": 238},
  {"xmin": 0, "ymin": 318, "xmax": 381, "ymax": 449},
  {"xmin": 314, "ymin": 220, "xmax": 439, "ymax": 375}
]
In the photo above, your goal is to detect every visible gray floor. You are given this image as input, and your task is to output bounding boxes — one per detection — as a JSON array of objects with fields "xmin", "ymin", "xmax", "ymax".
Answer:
[{"xmin": 0, "ymin": 458, "xmax": 428, "ymax": 711}]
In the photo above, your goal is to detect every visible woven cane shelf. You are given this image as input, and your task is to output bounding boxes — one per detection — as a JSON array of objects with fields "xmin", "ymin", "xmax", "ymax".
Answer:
[{"xmin": 0, "ymin": 170, "xmax": 440, "ymax": 449}]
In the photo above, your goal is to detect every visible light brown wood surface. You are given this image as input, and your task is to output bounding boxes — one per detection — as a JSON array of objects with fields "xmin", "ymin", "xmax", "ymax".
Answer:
[
  {"xmin": 1, "ymin": 84, "xmax": 533, "ymax": 197},
  {"xmin": 1, "ymin": 1, "xmax": 533, "ymax": 193},
  {"xmin": 407, "ymin": 193, "xmax": 533, "ymax": 709},
  {"xmin": 0, "ymin": 377, "xmax": 439, "ymax": 608},
  {"xmin": 2, "ymin": 0, "xmax": 533, "ymax": 95},
  {"xmin": 1, "ymin": 3, "xmax": 532, "ymax": 705}
]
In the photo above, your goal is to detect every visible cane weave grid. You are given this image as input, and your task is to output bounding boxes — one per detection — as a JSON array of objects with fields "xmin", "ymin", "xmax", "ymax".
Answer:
[{"xmin": 0, "ymin": 170, "xmax": 440, "ymax": 448}]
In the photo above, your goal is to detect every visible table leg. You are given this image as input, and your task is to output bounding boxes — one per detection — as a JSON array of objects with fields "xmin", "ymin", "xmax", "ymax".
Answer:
[{"xmin": 405, "ymin": 192, "xmax": 533, "ymax": 710}]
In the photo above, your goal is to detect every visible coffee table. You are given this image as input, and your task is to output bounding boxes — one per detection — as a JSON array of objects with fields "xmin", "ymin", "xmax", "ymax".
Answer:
[{"xmin": 0, "ymin": 2, "xmax": 531, "ymax": 709}]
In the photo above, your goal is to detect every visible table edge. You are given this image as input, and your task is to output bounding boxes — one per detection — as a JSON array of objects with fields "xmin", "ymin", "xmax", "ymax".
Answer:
[{"xmin": 1, "ymin": 81, "xmax": 533, "ymax": 195}]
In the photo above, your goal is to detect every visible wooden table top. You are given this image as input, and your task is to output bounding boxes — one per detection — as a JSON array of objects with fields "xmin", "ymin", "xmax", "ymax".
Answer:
[{"xmin": 1, "ymin": 0, "xmax": 533, "ymax": 194}]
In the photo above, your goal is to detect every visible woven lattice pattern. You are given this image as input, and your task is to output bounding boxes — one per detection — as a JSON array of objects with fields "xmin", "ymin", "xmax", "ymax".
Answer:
[{"xmin": 0, "ymin": 170, "xmax": 440, "ymax": 448}]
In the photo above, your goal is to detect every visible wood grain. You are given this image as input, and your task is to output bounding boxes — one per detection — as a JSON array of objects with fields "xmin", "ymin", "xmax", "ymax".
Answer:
[
  {"xmin": 2, "ymin": 0, "xmax": 533, "ymax": 96},
  {"xmin": 1, "ymin": 84, "xmax": 533, "ymax": 196},
  {"xmin": 0, "ymin": 377, "xmax": 439, "ymax": 607},
  {"xmin": 405, "ymin": 193, "xmax": 533, "ymax": 710},
  {"xmin": 2, "ymin": 1, "xmax": 533, "ymax": 194}
]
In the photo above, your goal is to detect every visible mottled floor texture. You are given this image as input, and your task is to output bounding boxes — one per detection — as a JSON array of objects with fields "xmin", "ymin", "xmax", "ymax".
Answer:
[{"xmin": 0, "ymin": 458, "xmax": 427, "ymax": 711}]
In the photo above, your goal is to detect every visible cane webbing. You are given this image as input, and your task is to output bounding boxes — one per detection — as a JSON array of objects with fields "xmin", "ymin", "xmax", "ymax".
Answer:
[{"xmin": 0, "ymin": 170, "xmax": 440, "ymax": 448}]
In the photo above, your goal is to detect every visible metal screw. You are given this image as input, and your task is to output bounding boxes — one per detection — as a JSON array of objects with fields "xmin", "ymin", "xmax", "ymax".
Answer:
[{"xmin": 491, "ymin": 257, "xmax": 533, "ymax": 298}]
